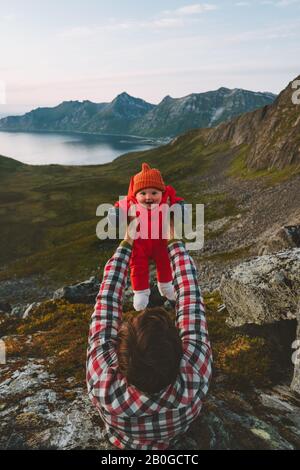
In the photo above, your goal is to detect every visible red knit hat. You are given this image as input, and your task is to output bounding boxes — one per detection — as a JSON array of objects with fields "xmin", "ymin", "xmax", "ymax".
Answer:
[{"xmin": 132, "ymin": 163, "xmax": 165, "ymax": 195}]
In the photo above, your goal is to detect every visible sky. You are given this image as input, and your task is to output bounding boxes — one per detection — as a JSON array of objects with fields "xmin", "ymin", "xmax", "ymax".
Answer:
[{"xmin": 0, "ymin": 0, "xmax": 299, "ymax": 113}]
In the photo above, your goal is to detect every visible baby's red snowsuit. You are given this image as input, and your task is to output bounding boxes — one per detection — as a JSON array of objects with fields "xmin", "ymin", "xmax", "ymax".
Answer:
[{"xmin": 115, "ymin": 178, "xmax": 183, "ymax": 292}]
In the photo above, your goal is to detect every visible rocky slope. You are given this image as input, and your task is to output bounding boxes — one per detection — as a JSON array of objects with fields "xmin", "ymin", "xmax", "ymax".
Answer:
[
  {"xmin": 205, "ymin": 75, "xmax": 300, "ymax": 170},
  {"xmin": 1, "ymin": 280, "xmax": 300, "ymax": 450},
  {"xmin": 1, "ymin": 358, "xmax": 300, "ymax": 450},
  {"xmin": 0, "ymin": 88, "xmax": 275, "ymax": 138}
]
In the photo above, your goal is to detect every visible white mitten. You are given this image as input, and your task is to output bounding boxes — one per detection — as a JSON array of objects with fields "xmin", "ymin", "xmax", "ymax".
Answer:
[
  {"xmin": 157, "ymin": 281, "xmax": 176, "ymax": 301},
  {"xmin": 133, "ymin": 289, "xmax": 151, "ymax": 311}
]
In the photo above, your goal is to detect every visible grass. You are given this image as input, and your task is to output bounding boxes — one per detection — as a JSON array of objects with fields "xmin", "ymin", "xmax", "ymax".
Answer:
[
  {"xmin": 228, "ymin": 145, "xmax": 300, "ymax": 184},
  {"xmin": 196, "ymin": 245, "xmax": 253, "ymax": 264}
]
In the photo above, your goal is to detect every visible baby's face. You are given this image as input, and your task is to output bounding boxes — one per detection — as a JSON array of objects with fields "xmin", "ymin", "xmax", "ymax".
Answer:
[{"xmin": 136, "ymin": 187, "xmax": 163, "ymax": 209}]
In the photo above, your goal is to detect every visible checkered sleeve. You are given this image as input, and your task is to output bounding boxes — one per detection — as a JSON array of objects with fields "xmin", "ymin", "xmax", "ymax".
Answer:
[
  {"xmin": 86, "ymin": 242, "xmax": 131, "ymax": 401},
  {"xmin": 168, "ymin": 241, "xmax": 213, "ymax": 385}
]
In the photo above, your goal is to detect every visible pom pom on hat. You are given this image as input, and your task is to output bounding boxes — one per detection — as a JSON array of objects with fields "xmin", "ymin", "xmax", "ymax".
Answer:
[{"xmin": 133, "ymin": 162, "xmax": 165, "ymax": 195}]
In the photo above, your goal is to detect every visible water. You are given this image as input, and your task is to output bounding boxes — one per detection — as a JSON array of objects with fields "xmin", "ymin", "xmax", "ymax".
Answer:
[{"xmin": 0, "ymin": 130, "xmax": 166, "ymax": 166}]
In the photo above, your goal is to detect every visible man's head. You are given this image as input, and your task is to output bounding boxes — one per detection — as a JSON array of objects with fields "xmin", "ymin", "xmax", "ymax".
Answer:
[{"xmin": 117, "ymin": 307, "xmax": 182, "ymax": 395}]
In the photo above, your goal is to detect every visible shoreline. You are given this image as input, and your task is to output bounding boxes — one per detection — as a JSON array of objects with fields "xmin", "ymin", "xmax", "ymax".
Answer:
[{"xmin": 0, "ymin": 128, "xmax": 172, "ymax": 146}]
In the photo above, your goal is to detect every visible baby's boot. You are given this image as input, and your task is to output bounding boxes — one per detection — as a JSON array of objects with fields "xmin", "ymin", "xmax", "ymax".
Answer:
[
  {"xmin": 157, "ymin": 281, "xmax": 176, "ymax": 301},
  {"xmin": 133, "ymin": 289, "xmax": 151, "ymax": 311}
]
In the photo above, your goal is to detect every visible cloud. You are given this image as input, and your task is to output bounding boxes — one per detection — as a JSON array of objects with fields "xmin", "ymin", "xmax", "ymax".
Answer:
[
  {"xmin": 260, "ymin": 0, "xmax": 300, "ymax": 5},
  {"xmin": 58, "ymin": 18, "xmax": 185, "ymax": 39},
  {"xmin": 151, "ymin": 18, "xmax": 184, "ymax": 28},
  {"xmin": 58, "ymin": 4, "xmax": 219, "ymax": 39},
  {"xmin": 235, "ymin": 1, "xmax": 251, "ymax": 5},
  {"xmin": 172, "ymin": 3, "xmax": 218, "ymax": 15},
  {"xmin": 276, "ymin": 0, "xmax": 300, "ymax": 5}
]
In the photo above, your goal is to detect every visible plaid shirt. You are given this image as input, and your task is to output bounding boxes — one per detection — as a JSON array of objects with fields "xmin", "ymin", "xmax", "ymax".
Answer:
[{"xmin": 86, "ymin": 240, "xmax": 212, "ymax": 450}]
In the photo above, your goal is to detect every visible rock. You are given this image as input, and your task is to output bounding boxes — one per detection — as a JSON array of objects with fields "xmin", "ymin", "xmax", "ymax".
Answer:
[
  {"xmin": 193, "ymin": 384, "xmax": 300, "ymax": 449},
  {"xmin": 258, "ymin": 224, "xmax": 300, "ymax": 256},
  {"xmin": 0, "ymin": 302, "xmax": 11, "ymax": 314},
  {"xmin": 205, "ymin": 215, "xmax": 236, "ymax": 233},
  {"xmin": 284, "ymin": 225, "xmax": 300, "ymax": 247},
  {"xmin": 0, "ymin": 275, "xmax": 55, "ymax": 307},
  {"xmin": 0, "ymin": 359, "xmax": 111, "ymax": 450},
  {"xmin": 220, "ymin": 248, "xmax": 300, "ymax": 327},
  {"xmin": 220, "ymin": 249, "xmax": 300, "ymax": 392},
  {"xmin": 10, "ymin": 304, "xmax": 30, "ymax": 318},
  {"xmin": 22, "ymin": 302, "xmax": 41, "ymax": 319},
  {"xmin": 52, "ymin": 276, "xmax": 100, "ymax": 304}
]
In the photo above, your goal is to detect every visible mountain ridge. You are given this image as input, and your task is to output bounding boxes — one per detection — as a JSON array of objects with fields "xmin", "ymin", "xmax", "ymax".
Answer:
[{"xmin": 0, "ymin": 87, "xmax": 276, "ymax": 138}]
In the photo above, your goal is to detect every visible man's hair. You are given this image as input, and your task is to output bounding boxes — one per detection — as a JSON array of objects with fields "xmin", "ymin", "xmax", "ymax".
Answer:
[{"xmin": 117, "ymin": 307, "xmax": 182, "ymax": 395}]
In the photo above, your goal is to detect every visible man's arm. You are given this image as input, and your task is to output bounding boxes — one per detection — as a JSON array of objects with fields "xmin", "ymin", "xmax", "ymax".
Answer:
[
  {"xmin": 167, "ymin": 240, "xmax": 213, "ymax": 385},
  {"xmin": 86, "ymin": 240, "xmax": 132, "ymax": 398}
]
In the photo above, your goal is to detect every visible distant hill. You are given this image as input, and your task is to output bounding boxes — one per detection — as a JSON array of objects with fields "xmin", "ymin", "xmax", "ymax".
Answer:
[
  {"xmin": 0, "ymin": 88, "xmax": 276, "ymax": 138},
  {"xmin": 0, "ymin": 100, "xmax": 107, "ymax": 133}
]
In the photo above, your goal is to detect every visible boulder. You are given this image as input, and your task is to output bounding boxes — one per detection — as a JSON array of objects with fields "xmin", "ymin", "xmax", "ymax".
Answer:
[
  {"xmin": 220, "ymin": 248, "xmax": 300, "ymax": 393},
  {"xmin": 52, "ymin": 276, "xmax": 100, "ymax": 304},
  {"xmin": 220, "ymin": 248, "xmax": 300, "ymax": 327},
  {"xmin": 257, "ymin": 224, "xmax": 300, "ymax": 256}
]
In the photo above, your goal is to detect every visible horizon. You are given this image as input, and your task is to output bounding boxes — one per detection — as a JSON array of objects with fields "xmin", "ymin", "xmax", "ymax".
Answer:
[{"xmin": 0, "ymin": 0, "xmax": 299, "ymax": 114}]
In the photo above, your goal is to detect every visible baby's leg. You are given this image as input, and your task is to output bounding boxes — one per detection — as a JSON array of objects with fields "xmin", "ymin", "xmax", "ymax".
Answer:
[
  {"xmin": 153, "ymin": 242, "xmax": 175, "ymax": 301},
  {"xmin": 130, "ymin": 243, "xmax": 150, "ymax": 311}
]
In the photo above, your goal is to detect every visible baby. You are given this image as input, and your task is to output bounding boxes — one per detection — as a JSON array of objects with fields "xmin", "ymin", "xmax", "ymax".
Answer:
[{"xmin": 108, "ymin": 163, "xmax": 187, "ymax": 311}]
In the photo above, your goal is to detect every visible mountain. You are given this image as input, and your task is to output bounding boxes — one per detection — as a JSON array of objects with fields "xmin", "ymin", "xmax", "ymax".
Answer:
[
  {"xmin": 80, "ymin": 92, "xmax": 155, "ymax": 134},
  {"xmin": 0, "ymin": 88, "xmax": 276, "ymax": 138},
  {"xmin": 205, "ymin": 75, "xmax": 300, "ymax": 169},
  {"xmin": 0, "ymin": 100, "xmax": 107, "ymax": 132},
  {"xmin": 131, "ymin": 87, "xmax": 276, "ymax": 137}
]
